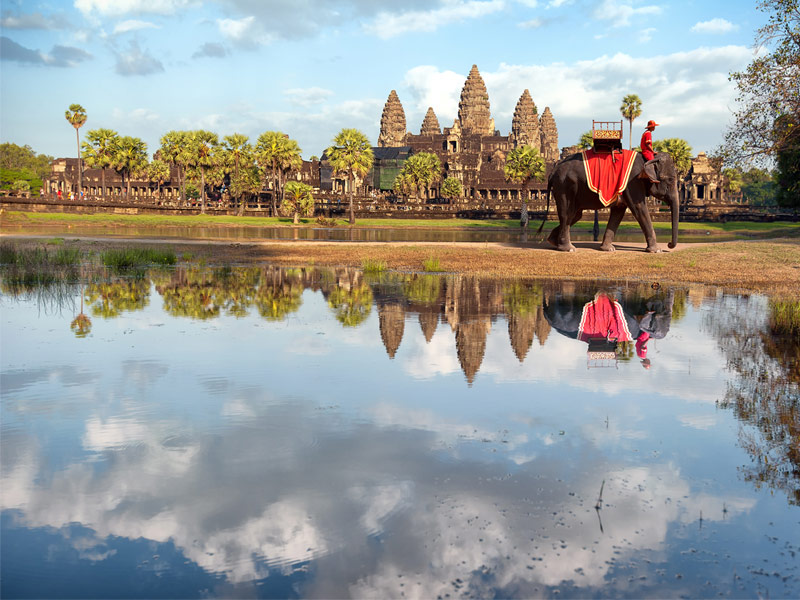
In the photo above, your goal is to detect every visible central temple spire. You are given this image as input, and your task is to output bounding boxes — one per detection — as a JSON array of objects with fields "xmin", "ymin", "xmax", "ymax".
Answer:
[{"xmin": 457, "ymin": 65, "xmax": 494, "ymax": 136}]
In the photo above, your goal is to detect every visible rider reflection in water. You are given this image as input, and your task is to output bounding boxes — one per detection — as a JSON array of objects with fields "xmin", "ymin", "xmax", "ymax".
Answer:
[{"xmin": 543, "ymin": 289, "xmax": 674, "ymax": 368}]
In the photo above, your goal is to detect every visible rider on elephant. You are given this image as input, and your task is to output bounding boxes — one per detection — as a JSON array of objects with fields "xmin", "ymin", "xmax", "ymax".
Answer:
[{"xmin": 640, "ymin": 120, "xmax": 659, "ymax": 161}]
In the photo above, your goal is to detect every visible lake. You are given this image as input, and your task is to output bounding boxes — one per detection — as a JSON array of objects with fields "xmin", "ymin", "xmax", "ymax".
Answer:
[{"xmin": 1, "ymin": 264, "xmax": 798, "ymax": 598}]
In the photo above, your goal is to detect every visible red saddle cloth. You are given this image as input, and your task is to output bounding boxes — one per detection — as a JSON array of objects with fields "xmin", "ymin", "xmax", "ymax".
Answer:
[
  {"xmin": 581, "ymin": 149, "xmax": 637, "ymax": 206},
  {"xmin": 578, "ymin": 293, "xmax": 633, "ymax": 343}
]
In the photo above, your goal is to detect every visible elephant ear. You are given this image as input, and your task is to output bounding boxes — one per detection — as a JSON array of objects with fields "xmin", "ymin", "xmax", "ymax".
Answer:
[{"xmin": 638, "ymin": 159, "xmax": 660, "ymax": 184}]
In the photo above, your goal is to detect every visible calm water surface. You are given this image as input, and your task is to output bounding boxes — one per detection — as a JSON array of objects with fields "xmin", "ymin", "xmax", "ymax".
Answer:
[{"xmin": 1, "ymin": 265, "xmax": 798, "ymax": 598}]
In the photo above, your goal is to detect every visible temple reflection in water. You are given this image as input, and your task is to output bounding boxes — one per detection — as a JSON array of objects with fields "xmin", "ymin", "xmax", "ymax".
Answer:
[{"xmin": 2, "ymin": 260, "xmax": 799, "ymax": 598}]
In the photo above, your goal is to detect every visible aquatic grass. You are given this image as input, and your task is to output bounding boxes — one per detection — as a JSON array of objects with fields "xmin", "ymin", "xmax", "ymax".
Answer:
[
  {"xmin": 361, "ymin": 258, "xmax": 387, "ymax": 273},
  {"xmin": 101, "ymin": 247, "xmax": 177, "ymax": 270},
  {"xmin": 769, "ymin": 299, "xmax": 800, "ymax": 336},
  {"xmin": 422, "ymin": 256, "xmax": 441, "ymax": 272},
  {"xmin": 46, "ymin": 237, "xmax": 65, "ymax": 245}
]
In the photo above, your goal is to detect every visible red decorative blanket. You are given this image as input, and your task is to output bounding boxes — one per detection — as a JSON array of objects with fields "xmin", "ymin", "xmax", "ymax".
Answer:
[
  {"xmin": 578, "ymin": 293, "xmax": 633, "ymax": 343},
  {"xmin": 581, "ymin": 149, "xmax": 637, "ymax": 206}
]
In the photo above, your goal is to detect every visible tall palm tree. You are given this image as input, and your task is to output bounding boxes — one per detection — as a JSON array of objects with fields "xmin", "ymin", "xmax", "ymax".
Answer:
[
  {"xmin": 223, "ymin": 133, "xmax": 253, "ymax": 215},
  {"xmin": 65, "ymin": 104, "xmax": 87, "ymax": 195},
  {"xmin": 187, "ymin": 130, "xmax": 219, "ymax": 213},
  {"xmin": 113, "ymin": 136, "xmax": 148, "ymax": 196},
  {"xmin": 146, "ymin": 158, "xmax": 170, "ymax": 198},
  {"xmin": 82, "ymin": 128, "xmax": 119, "ymax": 200},
  {"xmin": 255, "ymin": 131, "xmax": 303, "ymax": 217},
  {"xmin": 159, "ymin": 130, "xmax": 192, "ymax": 203},
  {"xmin": 620, "ymin": 94, "xmax": 643, "ymax": 150},
  {"xmin": 504, "ymin": 145, "xmax": 545, "ymax": 228},
  {"xmin": 326, "ymin": 128, "xmax": 374, "ymax": 225}
]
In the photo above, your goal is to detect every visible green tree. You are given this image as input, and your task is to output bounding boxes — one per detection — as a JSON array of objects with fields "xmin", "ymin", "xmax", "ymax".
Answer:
[
  {"xmin": 722, "ymin": 0, "xmax": 799, "ymax": 207},
  {"xmin": 504, "ymin": 144, "xmax": 545, "ymax": 227},
  {"xmin": 620, "ymin": 94, "xmax": 643, "ymax": 150},
  {"xmin": 113, "ymin": 136, "xmax": 148, "ymax": 196},
  {"xmin": 159, "ymin": 131, "xmax": 192, "ymax": 203},
  {"xmin": 281, "ymin": 180, "xmax": 315, "ymax": 224},
  {"xmin": 146, "ymin": 158, "xmax": 170, "ymax": 198},
  {"xmin": 440, "ymin": 177, "xmax": 462, "ymax": 202},
  {"xmin": 653, "ymin": 138, "xmax": 693, "ymax": 178},
  {"xmin": 222, "ymin": 133, "xmax": 254, "ymax": 215},
  {"xmin": 578, "ymin": 131, "xmax": 594, "ymax": 150},
  {"xmin": 186, "ymin": 130, "xmax": 219, "ymax": 213},
  {"xmin": 64, "ymin": 103, "xmax": 87, "ymax": 194},
  {"xmin": 392, "ymin": 171, "xmax": 414, "ymax": 201},
  {"xmin": 399, "ymin": 152, "xmax": 443, "ymax": 200},
  {"xmin": 0, "ymin": 143, "xmax": 53, "ymax": 194},
  {"xmin": 82, "ymin": 128, "xmax": 119, "ymax": 200},
  {"xmin": 326, "ymin": 128, "xmax": 374, "ymax": 225},
  {"xmin": 255, "ymin": 131, "xmax": 303, "ymax": 218}
]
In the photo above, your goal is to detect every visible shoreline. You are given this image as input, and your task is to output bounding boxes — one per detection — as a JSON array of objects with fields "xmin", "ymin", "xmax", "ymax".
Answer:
[{"xmin": 2, "ymin": 231, "xmax": 799, "ymax": 298}]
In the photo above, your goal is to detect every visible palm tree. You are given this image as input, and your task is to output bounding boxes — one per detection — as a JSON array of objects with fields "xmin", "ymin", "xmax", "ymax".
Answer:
[
  {"xmin": 113, "ymin": 136, "xmax": 148, "ymax": 196},
  {"xmin": 578, "ymin": 131, "xmax": 594, "ymax": 150},
  {"xmin": 282, "ymin": 180, "xmax": 315, "ymax": 224},
  {"xmin": 255, "ymin": 131, "xmax": 303, "ymax": 217},
  {"xmin": 65, "ymin": 104, "xmax": 87, "ymax": 195},
  {"xmin": 159, "ymin": 131, "xmax": 192, "ymax": 203},
  {"xmin": 187, "ymin": 130, "xmax": 219, "ymax": 213},
  {"xmin": 400, "ymin": 152, "xmax": 443, "ymax": 200},
  {"xmin": 82, "ymin": 128, "xmax": 119, "ymax": 200},
  {"xmin": 146, "ymin": 158, "xmax": 170, "ymax": 198},
  {"xmin": 223, "ymin": 133, "xmax": 253, "ymax": 215},
  {"xmin": 620, "ymin": 94, "xmax": 643, "ymax": 150},
  {"xmin": 504, "ymin": 145, "xmax": 545, "ymax": 228},
  {"xmin": 326, "ymin": 128, "xmax": 374, "ymax": 225},
  {"xmin": 653, "ymin": 138, "xmax": 694, "ymax": 177},
  {"xmin": 441, "ymin": 177, "xmax": 462, "ymax": 203}
]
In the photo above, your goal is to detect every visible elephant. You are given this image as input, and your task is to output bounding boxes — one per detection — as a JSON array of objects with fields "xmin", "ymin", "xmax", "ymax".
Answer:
[{"xmin": 541, "ymin": 151, "xmax": 680, "ymax": 252}]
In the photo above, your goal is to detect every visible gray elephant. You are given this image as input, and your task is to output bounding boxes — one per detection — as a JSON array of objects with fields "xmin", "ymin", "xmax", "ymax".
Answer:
[{"xmin": 541, "ymin": 151, "xmax": 680, "ymax": 252}]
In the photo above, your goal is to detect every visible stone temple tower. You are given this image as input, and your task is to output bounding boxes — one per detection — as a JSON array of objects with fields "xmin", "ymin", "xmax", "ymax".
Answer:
[
  {"xmin": 511, "ymin": 89, "xmax": 540, "ymax": 151},
  {"xmin": 457, "ymin": 65, "xmax": 494, "ymax": 136},
  {"xmin": 539, "ymin": 107, "xmax": 559, "ymax": 162},
  {"xmin": 420, "ymin": 107, "xmax": 441, "ymax": 135},
  {"xmin": 378, "ymin": 90, "xmax": 407, "ymax": 147}
]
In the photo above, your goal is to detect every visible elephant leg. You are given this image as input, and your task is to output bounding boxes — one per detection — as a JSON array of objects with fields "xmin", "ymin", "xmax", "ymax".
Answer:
[
  {"xmin": 627, "ymin": 195, "xmax": 661, "ymax": 252},
  {"xmin": 600, "ymin": 203, "xmax": 627, "ymax": 251},
  {"xmin": 550, "ymin": 209, "xmax": 582, "ymax": 251}
]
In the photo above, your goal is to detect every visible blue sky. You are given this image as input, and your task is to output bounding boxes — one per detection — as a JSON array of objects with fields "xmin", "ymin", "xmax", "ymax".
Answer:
[{"xmin": 1, "ymin": 0, "xmax": 764, "ymax": 160}]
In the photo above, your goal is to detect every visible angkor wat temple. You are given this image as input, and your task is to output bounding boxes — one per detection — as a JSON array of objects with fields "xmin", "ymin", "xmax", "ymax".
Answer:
[{"xmin": 368, "ymin": 64, "xmax": 559, "ymax": 201}]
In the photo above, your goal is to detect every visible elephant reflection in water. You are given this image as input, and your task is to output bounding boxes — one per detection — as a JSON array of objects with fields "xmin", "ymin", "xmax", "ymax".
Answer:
[{"xmin": 544, "ymin": 289, "xmax": 674, "ymax": 368}]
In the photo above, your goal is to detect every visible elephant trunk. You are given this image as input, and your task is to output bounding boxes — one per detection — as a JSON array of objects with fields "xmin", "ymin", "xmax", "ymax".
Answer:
[{"xmin": 668, "ymin": 182, "xmax": 679, "ymax": 249}]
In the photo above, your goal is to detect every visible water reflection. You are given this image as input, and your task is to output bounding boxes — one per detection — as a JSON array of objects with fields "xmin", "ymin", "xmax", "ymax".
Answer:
[{"xmin": 1, "ymin": 262, "xmax": 799, "ymax": 598}]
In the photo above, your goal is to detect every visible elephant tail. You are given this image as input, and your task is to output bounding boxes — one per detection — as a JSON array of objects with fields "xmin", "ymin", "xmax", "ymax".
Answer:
[{"xmin": 536, "ymin": 178, "xmax": 551, "ymax": 236}]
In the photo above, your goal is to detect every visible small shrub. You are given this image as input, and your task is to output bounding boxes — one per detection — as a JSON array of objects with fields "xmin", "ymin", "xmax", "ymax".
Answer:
[
  {"xmin": 316, "ymin": 216, "xmax": 337, "ymax": 227},
  {"xmin": 47, "ymin": 237, "xmax": 65, "ymax": 246},
  {"xmin": 182, "ymin": 252, "xmax": 193, "ymax": 261},
  {"xmin": 422, "ymin": 256, "xmax": 441, "ymax": 272}
]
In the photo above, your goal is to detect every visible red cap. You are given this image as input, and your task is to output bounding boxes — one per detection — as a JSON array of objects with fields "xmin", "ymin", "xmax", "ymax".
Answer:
[{"xmin": 646, "ymin": 120, "xmax": 659, "ymax": 129}]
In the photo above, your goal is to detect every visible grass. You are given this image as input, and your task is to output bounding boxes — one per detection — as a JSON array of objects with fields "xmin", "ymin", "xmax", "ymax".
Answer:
[
  {"xmin": 361, "ymin": 258, "xmax": 387, "ymax": 273},
  {"xmin": 4, "ymin": 210, "xmax": 799, "ymax": 236},
  {"xmin": 422, "ymin": 256, "xmax": 442, "ymax": 272},
  {"xmin": 101, "ymin": 247, "xmax": 177, "ymax": 270}
]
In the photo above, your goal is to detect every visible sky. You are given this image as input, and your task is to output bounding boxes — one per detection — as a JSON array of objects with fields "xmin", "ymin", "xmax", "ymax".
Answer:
[{"xmin": 0, "ymin": 0, "xmax": 766, "ymax": 161}]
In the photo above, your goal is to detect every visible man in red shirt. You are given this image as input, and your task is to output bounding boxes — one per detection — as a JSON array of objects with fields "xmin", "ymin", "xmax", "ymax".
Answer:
[{"xmin": 640, "ymin": 120, "xmax": 658, "ymax": 161}]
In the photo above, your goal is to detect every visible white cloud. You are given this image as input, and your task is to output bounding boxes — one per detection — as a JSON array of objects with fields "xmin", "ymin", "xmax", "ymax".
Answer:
[
  {"xmin": 74, "ymin": 0, "xmax": 196, "ymax": 17},
  {"xmin": 592, "ymin": 0, "xmax": 661, "ymax": 27},
  {"xmin": 112, "ymin": 19, "xmax": 159, "ymax": 34},
  {"xmin": 363, "ymin": 0, "xmax": 506, "ymax": 39},
  {"xmin": 217, "ymin": 15, "xmax": 273, "ymax": 47},
  {"xmin": 692, "ymin": 18, "xmax": 738, "ymax": 34},
  {"xmin": 519, "ymin": 18, "xmax": 544, "ymax": 29},
  {"xmin": 639, "ymin": 26, "xmax": 656, "ymax": 43},
  {"xmin": 283, "ymin": 87, "xmax": 335, "ymax": 108},
  {"xmin": 114, "ymin": 40, "xmax": 163, "ymax": 75}
]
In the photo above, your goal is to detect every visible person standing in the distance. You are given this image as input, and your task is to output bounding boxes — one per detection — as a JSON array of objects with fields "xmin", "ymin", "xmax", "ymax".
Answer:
[{"xmin": 640, "ymin": 120, "xmax": 658, "ymax": 161}]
